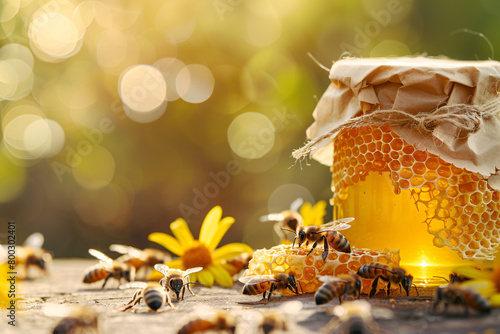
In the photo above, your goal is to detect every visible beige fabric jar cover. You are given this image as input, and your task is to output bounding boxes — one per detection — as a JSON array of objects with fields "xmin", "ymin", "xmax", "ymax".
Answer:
[{"xmin": 299, "ymin": 57, "xmax": 500, "ymax": 261}]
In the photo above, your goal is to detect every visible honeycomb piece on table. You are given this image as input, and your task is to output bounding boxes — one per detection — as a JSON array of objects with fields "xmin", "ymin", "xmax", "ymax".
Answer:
[{"xmin": 242, "ymin": 244, "xmax": 400, "ymax": 295}]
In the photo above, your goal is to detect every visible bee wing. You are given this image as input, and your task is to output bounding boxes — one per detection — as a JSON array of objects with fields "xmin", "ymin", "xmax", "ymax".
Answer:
[
  {"xmin": 119, "ymin": 282, "xmax": 148, "ymax": 290},
  {"xmin": 183, "ymin": 266, "xmax": 203, "ymax": 277},
  {"xmin": 259, "ymin": 213, "xmax": 285, "ymax": 222},
  {"xmin": 318, "ymin": 276, "xmax": 350, "ymax": 284},
  {"xmin": 42, "ymin": 304, "xmax": 76, "ymax": 318},
  {"xmin": 88, "ymin": 249, "xmax": 112, "ymax": 264},
  {"xmin": 278, "ymin": 300, "xmax": 303, "ymax": 316},
  {"xmin": 289, "ymin": 198, "xmax": 304, "ymax": 212},
  {"xmin": 109, "ymin": 244, "xmax": 143, "ymax": 259},
  {"xmin": 321, "ymin": 218, "xmax": 355, "ymax": 228},
  {"xmin": 238, "ymin": 275, "xmax": 277, "ymax": 284},
  {"xmin": 317, "ymin": 218, "xmax": 355, "ymax": 232},
  {"xmin": 23, "ymin": 232, "xmax": 44, "ymax": 249},
  {"xmin": 154, "ymin": 263, "xmax": 171, "ymax": 276}
]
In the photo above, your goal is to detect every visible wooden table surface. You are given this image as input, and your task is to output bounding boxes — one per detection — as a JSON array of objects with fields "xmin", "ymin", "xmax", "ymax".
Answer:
[{"xmin": 2, "ymin": 259, "xmax": 500, "ymax": 334}]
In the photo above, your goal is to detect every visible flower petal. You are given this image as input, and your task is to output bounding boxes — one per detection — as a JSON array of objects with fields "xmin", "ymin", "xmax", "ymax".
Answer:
[
  {"xmin": 188, "ymin": 272, "xmax": 198, "ymax": 283},
  {"xmin": 299, "ymin": 202, "xmax": 312, "ymax": 226},
  {"xmin": 208, "ymin": 264, "xmax": 233, "ymax": 287},
  {"xmin": 312, "ymin": 200, "xmax": 327, "ymax": 226},
  {"xmin": 170, "ymin": 218, "xmax": 195, "ymax": 247},
  {"xmin": 197, "ymin": 269, "xmax": 214, "ymax": 287},
  {"xmin": 489, "ymin": 293, "xmax": 500, "ymax": 307},
  {"xmin": 212, "ymin": 243, "xmax": 254, "ymax": 260},
  {"xmin": 148, "ymin": 232, "xmax": 184, "ymax": 256},
  {"xmin": 147, "ymin": 258, "xmax": 183, "ymax": 280},
  {"xmin": 199, "ymin": 206, "xmax": 222, "ymax": 244},
  {"xmin": 208, "ymin": 216, "xmax": 235, "ymax": 251}
]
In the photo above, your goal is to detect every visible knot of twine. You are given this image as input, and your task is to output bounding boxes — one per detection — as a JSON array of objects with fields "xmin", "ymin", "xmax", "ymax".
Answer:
[{"xmin": 292, "ymin": 100, "xmax": 499, "ymax": 161}]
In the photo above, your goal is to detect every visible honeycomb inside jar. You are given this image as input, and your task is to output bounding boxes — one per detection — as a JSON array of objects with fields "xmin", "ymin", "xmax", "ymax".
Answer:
[
  {"xmin": 242, "ymin": 244, "xmax": 400, "ymax": 295},
  {"xmin": 331, "ymin": 125, "xmax": 500, "ymax": 282}
]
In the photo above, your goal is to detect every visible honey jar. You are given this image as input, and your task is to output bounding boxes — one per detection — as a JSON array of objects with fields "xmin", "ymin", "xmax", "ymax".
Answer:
[{"xmin": 298, "ymin": 57, "xmax": 500, "ymax": 284}]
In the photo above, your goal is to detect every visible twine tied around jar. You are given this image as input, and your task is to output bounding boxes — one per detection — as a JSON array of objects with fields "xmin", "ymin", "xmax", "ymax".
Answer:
[{"xmin": 292, "ymin": 98, "xmax": 500, "ymax": 161}]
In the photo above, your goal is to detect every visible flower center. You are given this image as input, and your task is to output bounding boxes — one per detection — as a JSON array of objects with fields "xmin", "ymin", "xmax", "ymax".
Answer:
[{"xmin": 182, "ymin": 241, "xmax": 212, "ymax": 269}]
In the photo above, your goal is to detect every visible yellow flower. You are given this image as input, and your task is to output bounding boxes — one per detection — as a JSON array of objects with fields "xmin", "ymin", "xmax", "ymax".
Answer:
[
  {"xmin": 300, "ymin": 200, "xmax": 327, "ymax": 227},
  {"xmin": 0, "ymin": 263, "xmax": 10, "ymax": 309},
  {"xmin": 148, "ymin": 206, "xmax": 253, "ymax": 287}
]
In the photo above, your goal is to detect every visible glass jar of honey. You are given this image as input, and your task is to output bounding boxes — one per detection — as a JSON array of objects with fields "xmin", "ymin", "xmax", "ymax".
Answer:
[{"xmin": 299, "ymin": 57, "xmax": 500, "ymax": 284}]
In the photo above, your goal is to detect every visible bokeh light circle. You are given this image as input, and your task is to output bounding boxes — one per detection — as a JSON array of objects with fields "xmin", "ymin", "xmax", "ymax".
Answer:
[
  {"xmin": 0, "ymin": 43, "xmax": 35, "ymax": 69},
  {"xmin": 0, "ymin": 0, "xmax": 20, "ymax": 23},
  {"xmin": 2, "ymin": 59, "xmax": 34, "ymax": 100},
  {"xmin": 227, "ymin": 112, "xmax": 275, "ymax": 159},
  {"xmin": 119, "ymin": 64, "xmax": 167, "ymax": 112},
  {"xmin": 154, "ymin": 57, "xmax": 185, "ymax": 101},
  {"xmin": 23, "ymin": 119, "xmax": 65, "ymax": 159},
  {"xmin": 29, "ymin": 12, "xmax": 80, "ymax": 60},
  {"xmin": 176, "ymin": 64, "xmax": 214, "ymax": 103},
  {"xmin": 0, "ymin": 61, "xmax": 18, "ymax": 100},
  {"xmin": 267, "ymin": 184, "xmax": 315, "ymax": 215}
]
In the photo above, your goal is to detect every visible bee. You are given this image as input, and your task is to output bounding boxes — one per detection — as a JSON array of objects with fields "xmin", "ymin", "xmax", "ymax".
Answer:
[
  {"xmin": 43, "ymin": 304, "xmax": 99, "ymax": 334},
  {"xmin": 83, "ymin": 249, "xmax": 135, "ymax": 289},
  {"xmin": 15, "ymin": 232, "xmax": 52, "ymax": 279},
  {"xmin": 432, "ymin": 284, "xmax": 491, "ymax": 316},
  {"xmin": 357, "ymin": 263, "xmax": 419, "ymax": 298},
  {"xmin": 323, "ymin": 300, "xmax": 389, "ymax": 334},
  {"xmin": 281, "ymin": 218, "xmax": 354, "ymax": 261},
  {"xmin": 259, "ymin": 311, "xmax": 288, "ymax": 334},
  {"xmin": 109, "ymin": 244, "xmax": 172, "ymax": 279},
  {"xmin": 315, "ymin": 273, "xmax": 361, "ymax": 305},
  {"xmin": 221, "ymin": 252, "xmax": 253, "ymax": 277},
  {"xmin": 119, "ymin": 282, "xmax": 171, "ymax": 312},
  {"xmin": 177, "ymin": 310, "xmax": 236, "ymax": 334},
  {"xmin": 239, "ymin": 272, "xmax": 303, "ymax": 302},
  {"xmin": 154, "ymin": 264, "xmax": 203, "ymax": 302},
  {"xmin": 260, "ymin": 198, "xmax": 304, "ymax": 242}
]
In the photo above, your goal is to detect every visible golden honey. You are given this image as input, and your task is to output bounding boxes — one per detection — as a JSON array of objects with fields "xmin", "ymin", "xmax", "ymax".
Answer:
[{"xmin": 331, "ymin": 126, "xmax": 499, "ymax": 283}]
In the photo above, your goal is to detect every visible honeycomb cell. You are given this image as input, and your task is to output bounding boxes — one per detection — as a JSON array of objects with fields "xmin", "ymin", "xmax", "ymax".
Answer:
[
  {"xmin": 402, "ymin": 145, "xmax": 414, "ymax": 154},
  {"xmin": 390, "ymin": 138, "xmax": 404, "ymax": 150},
  {"xmin": 450, "ymin": 237, "xmax": 459, "ymax": 248},
  {"xmin": 424, "ymin": 171, "xmax": 438, "ymax": 181},
  {"xmin": 303, "ymin": 266, "xmax": 316, "ymax": 281},
  {"xmin": 413, "ymin": 162, "xmax": 426, "ymax": 175},
  {"xmin": 400, "ymin": 155, "xmax": 415, "ymax": 167},
  {"xmin": 414, "ymin": 151, "xmax": 427, "ymax": 162},
  {"xmin": 410, "ymin": 176, "xmax": 424, "ymax": 187},
  {"xmin": 331, "ymin": 125, "xmax": 500, "ymax": 261},
  {"xmin": 437, "ymin": 166, "xmax": 451, "ymax": 178},
  {"xmin": 425, "ymin": 158, "xmax": 440, "ymax": 170},
  {"xmin": 389, "ymin": 160, "xmax": 401, "ymax": 171},
  {"xmin": 339, "ymin": 254, "xmax": 351, "ymax": 263},
  {"xmin": 437, "ymin": 178, "xmax": 449, "ymax": 190},
  {"xmin": 335, "ymin": 264, "xmax": 349, "ymax": 276}
]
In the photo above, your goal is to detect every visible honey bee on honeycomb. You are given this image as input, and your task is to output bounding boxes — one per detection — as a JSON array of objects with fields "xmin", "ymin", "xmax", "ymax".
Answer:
[
  {"xmin": 332, "ymin": 125, "xmax": 500, "ymax": 261},
  {"xmin": 241, "ymin": 244, "xmax": 400, "ymax": 295}
]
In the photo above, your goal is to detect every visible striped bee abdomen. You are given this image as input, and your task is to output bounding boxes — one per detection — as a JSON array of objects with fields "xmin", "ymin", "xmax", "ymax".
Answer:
[
  {"xmin": 326, "ymin": 231, "xmax": 351, "ymax": 253},
  {"xmin": 144, "ymin": 287, "xmax": 164, "ymax": 311},
  {"xmin": 83, "ymin": 264, "xmax": 110, "ymax": 283},
  {"xmin": 315, "ymin": 282, "xmax": 345, "ymax": 305}
]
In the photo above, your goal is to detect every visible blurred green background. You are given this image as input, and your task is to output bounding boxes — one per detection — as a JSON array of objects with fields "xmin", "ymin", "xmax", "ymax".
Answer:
[{"xmin": 0, "ymin": 0, "xmax": 499, "ymax": 257}]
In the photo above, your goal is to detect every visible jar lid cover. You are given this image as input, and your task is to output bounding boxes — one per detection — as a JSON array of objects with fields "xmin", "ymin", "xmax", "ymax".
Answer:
[{"xmin": 305, "ymin": 56, "xmax": 500, "ymax": 187}]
